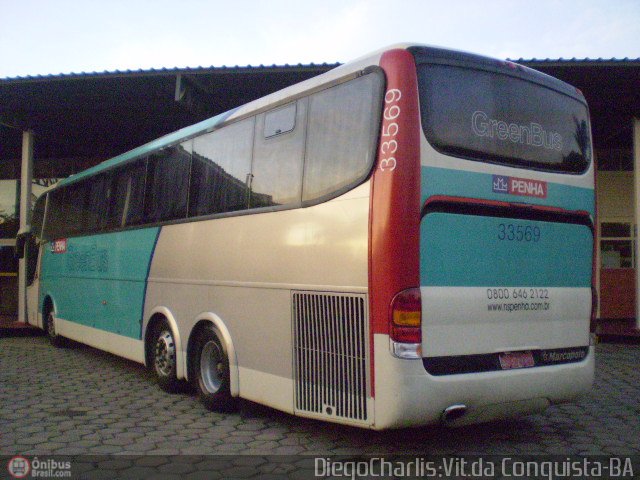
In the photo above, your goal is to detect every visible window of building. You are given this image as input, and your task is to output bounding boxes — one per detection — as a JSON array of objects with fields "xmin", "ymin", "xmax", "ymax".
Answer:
[
  {"xmin": 0, "ymin": 246, "xmax": 17, "ymax": 275},
  {"xmin": 0, "ymin": 180, "xmax": 18, "ymax": 239},
  {"xmin": 601, "ymin": 221, "xmax": 636, "ymax": 269}
]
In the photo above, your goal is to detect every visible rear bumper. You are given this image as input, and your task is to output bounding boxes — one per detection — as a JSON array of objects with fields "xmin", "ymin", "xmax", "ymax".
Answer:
[{"xmin": 372, "ymin": 334, "xmax": 594, "ymax": 430}]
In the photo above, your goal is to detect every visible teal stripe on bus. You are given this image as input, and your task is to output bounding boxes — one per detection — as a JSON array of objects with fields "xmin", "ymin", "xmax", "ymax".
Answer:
[
  {"xmin": 421, "ymin": 166, "xmax": 595, "ymax": 216},
  {"xmin": 40, "ymin": 227, "xmax": 160, "ymax": 339},
  {"xmin": 420, "ymin": 213, "xmax": 593, "ymax": 287}
]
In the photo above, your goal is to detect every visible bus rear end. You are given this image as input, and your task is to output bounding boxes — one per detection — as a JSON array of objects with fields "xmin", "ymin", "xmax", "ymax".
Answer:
[{"xmin": 371, "ymin": 46, "xmax": 595, "ymax": 429}]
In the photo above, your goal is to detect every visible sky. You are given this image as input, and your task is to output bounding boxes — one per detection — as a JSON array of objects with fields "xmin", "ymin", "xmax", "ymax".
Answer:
[{"xmin": 1, "ymin": 0, "xmax": 639, "ymax": 78}]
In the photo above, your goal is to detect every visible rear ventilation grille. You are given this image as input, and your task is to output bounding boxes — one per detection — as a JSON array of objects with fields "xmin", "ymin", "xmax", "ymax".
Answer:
[{"xmin": 292, "ymin": 292, "xmax": 369, "ymax": 422}]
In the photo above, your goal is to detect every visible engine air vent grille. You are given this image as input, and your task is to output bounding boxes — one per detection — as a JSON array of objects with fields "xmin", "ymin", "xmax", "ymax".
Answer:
[{"xmin": 292, "ymin": 292, "xmax": 369, "ymax": 422}]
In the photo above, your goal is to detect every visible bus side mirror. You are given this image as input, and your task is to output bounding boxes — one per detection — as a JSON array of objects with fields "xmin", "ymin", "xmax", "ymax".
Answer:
[{"xmin": 14, "ymin": 232, "xmax": 31, "ymax": 259}]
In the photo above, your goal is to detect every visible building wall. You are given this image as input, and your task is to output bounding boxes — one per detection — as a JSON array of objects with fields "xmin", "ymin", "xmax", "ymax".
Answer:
[
  {"xmin": 597, "ymin": 171, "xmax": 636, "ymax": 319},
  {"xmin": 597, "ymin": 172, "xmax": 634, "ymax": 219}
]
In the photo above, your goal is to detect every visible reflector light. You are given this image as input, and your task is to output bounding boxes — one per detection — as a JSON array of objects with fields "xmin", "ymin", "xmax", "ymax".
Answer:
[{"xmin": 393, "ymin": 311, "xmax": 421, "ymax": 327}]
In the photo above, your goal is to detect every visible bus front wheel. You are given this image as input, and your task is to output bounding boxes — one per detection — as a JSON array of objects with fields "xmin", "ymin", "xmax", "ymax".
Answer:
[
  {"xmin": 46, "ymin": 310, "xmax": 68, "ymax": 348},
  {"xmin": 193, "ymin": 326, "xmax": 237, "ymax": 412},
  {"xmin": 151, "ymin": 320, "xmax": 181, "ymax": 393}
]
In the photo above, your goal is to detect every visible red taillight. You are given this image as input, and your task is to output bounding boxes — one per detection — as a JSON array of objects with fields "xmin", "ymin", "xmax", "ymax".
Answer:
[{"xmin": 390, "ymin": 287, "xmax": 422, "ymax": 344}]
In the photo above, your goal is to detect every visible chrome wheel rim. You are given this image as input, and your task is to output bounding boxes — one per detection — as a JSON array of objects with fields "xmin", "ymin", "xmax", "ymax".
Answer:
[
  {"xmin": 200, "ymin": 340, "xmax": 224, "ymax": 394},
  {"xmin": 154, "ymin": 330, "xmax": 175, "ymax": 377}
]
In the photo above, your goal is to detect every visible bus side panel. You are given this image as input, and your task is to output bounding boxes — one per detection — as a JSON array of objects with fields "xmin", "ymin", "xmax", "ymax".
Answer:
[
  {"xmin": 39, "ymin": 227, "xmax": 160, "ymax": 340},
  {"xmin": 144, "ymin": 185, "xmax": 370, "ymax": 415}
]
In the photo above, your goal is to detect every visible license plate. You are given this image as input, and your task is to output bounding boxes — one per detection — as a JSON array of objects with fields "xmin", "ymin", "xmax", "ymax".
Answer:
[{"xmin": 499, "ymin": 351, "xmax": 535, "ymax": 370}]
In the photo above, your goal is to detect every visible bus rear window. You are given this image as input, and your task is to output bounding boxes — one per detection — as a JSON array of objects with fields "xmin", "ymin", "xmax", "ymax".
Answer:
[{"xmin": 417, "ymin": 64, "xmax": 591, "ymax": 173}]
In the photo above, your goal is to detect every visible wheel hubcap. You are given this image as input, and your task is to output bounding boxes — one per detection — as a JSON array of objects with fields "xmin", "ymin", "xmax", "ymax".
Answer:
[
  {"xmin": 154, "ymin": 331, "xmax": 175, "ymax": 377},
  {"xmin": 200, "ymin": 340, "xmax": 224, "ymax": 394}
]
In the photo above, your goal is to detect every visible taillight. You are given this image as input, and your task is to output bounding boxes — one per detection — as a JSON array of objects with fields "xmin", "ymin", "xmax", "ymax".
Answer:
[{"xmin": 390, "ymin": 288, "xmax": 422, "ymax": 359}]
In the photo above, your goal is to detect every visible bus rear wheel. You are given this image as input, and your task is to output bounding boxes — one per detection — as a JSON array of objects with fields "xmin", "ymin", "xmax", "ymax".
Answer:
[
  {"xmin": 151, "ymin": 320, "xmax": 181, "ymax": 393},
  {"xmin": 46, "ymin": 310, "xmax": 67, "ymax": 348},
  {"xmin": 194, "ymin": 326, "xmax": 236, "ymax": 412}
]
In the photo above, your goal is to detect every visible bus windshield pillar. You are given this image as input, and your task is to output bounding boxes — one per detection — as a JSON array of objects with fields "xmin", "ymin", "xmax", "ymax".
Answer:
[{"xmin": 17, "ymin": 130, "xmax": 33, "ymax": 324}]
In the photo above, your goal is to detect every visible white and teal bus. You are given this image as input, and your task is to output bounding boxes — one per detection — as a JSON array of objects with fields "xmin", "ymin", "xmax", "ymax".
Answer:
[{"xmin": 21, "ymin": 44, "xmax": 596, "ymax": 429}]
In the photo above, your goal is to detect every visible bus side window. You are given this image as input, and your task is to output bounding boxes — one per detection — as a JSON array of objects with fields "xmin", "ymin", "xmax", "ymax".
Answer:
[
  {"xmin": 250, "ymin": 100, "xmax": 305, "ymax": 208},
  {"xmin": 303, "ymin": 73, "xmax": 383, "ymax": 202},
  {"xmin": 120, "ymin": 161, "xmax": 146, "ymax": 227},
  {"xmin": 45, "ymin": 183, "xmax": 87, "ymax": 238},
  {"xmin": 105, "ymin": 158, "xmax": 146, "ymax": 228},
  {"xmin": 145, "ymin": 144, "xmax": 191, "ymax": 223},
  {"xmin": 85, "ymin": 173, "xmax": 109, "ymax": 232},
  {"xmin": 189, "ymin": 118, "xmax": 254, "ymax": 217},
  {"xmin": 44, "ymin": 189, "xmax": 64, "ymax": 239},
  {"xmin": 62, "ymin": 182, "xmax": 90, "ymax": 235},
  {"xmin": 31, "ymin": 194, "xmax": 46, "ymax": 239}
]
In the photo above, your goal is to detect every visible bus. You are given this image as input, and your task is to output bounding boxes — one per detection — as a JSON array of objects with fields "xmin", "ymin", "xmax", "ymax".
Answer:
[{"xmin": 19, "ymin": 44, "xmax": 595, "ymax": 429}]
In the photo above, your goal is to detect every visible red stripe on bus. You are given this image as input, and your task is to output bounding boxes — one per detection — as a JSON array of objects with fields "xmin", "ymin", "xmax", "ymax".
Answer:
[{"xmin": 369, "ymin": 49, "xmax": 421, "ymax": 396}]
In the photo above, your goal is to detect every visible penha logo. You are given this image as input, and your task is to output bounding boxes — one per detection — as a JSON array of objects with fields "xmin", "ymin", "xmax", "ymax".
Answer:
[
  {"xmin": 492, "ymin": 175, "xmax": 547, "ymax": 199},
  {"xmin": 51, "ymin": 238, "xmax": 67, "ymax": 254},
  {"xmin": 7, "ymin": 456, "xmax": 30, "ymax": 479},
  {"xmin": 492, "ymin": 175, "xmax": 509, "ymax": 193}
]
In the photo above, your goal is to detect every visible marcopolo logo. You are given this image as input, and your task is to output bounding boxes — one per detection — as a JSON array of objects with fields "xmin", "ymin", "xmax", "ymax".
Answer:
[{"xmin": 492, "ymin": 175, "xmax": 547, "ymax": 199}]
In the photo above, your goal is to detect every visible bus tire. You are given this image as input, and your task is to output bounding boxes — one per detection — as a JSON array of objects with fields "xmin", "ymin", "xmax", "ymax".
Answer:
[
  {"xmin": 151, "ymin": 320, "xmax": 181, "ymax": 393},
  {"xmin": 45, "ymin": 310, "xmax": 68, "ymax": 348},
  {"xmin": 193, "ymin": 325, "xmax": 237, "ymax": 412}
]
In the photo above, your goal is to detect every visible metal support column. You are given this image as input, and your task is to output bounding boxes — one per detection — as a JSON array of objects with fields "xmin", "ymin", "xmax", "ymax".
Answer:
[
  {"xmin": 634, "ymin": 118, "xmax": 640, "ymax": 329},
  {"xmin": 18, "ymin": 130, "xmax": 33, "ymax": 323}
]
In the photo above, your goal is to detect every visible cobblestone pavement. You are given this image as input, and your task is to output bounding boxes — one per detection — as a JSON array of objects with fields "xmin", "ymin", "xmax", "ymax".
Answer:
[{"xmin": 1, "ymin": 336, "xmax": 639, "ymax": 478}]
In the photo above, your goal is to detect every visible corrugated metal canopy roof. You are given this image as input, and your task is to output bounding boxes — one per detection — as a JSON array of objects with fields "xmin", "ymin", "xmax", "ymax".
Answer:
[
  {"xmin": 511, "ymin": 57, "xmax": 640, "ymax": 65},
  {"xmin": 3, "ymin": 56, "xmax": 639, "ymax": 82},
  {"xmin": 0, "ymin": 62, "xmax": 341, "ymax": 83}
]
